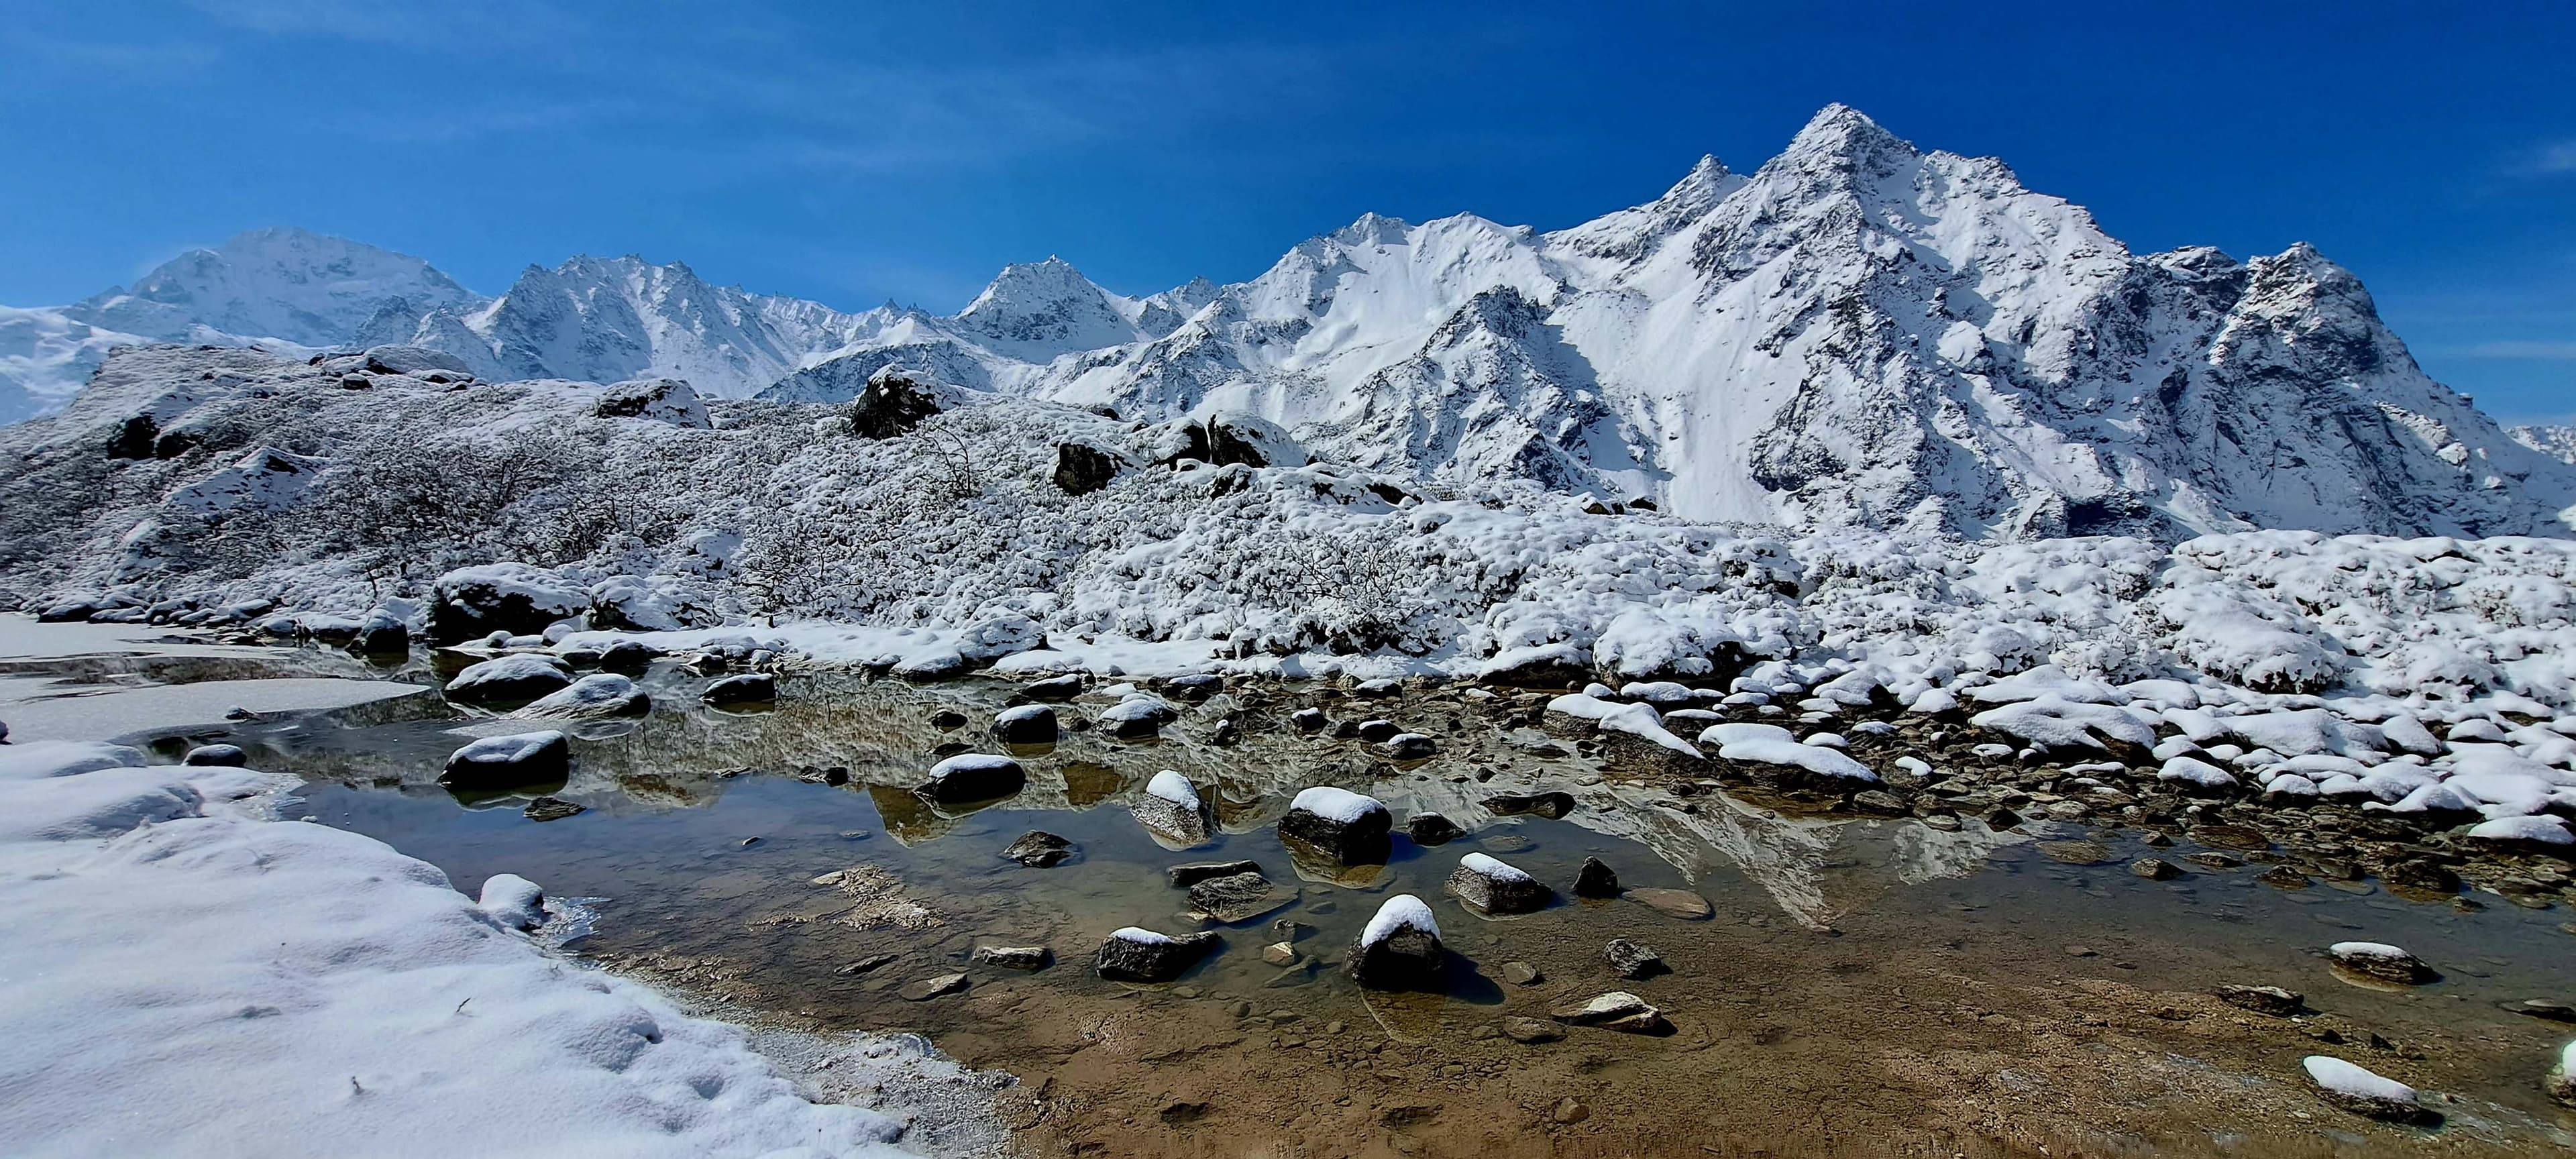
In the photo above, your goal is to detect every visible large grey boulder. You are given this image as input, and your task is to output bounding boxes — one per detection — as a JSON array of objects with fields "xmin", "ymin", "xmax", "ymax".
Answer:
[
  {"xmin": 1346, "ymin": 895, "xmax": 1444, "ymax": 991},
  {"xmin": 849, "ymin": 370, "xmax": 941, "ymax": 439},
  {"xmin": 427, "ymin": 564, "xmax": 588, "ymax": 643},
  {"xmin": 1093, "ymin": 927, "xmax": 1219, "ymax": 983},
  {"xmin": 441, "ymin": 730, "xmax": 571, "ymax": 788}
]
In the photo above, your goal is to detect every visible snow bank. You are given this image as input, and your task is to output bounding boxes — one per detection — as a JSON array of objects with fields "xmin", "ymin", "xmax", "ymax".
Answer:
[{"xmin": 0, "ymin": 754, "xmax": 922, "ymax": 1157}]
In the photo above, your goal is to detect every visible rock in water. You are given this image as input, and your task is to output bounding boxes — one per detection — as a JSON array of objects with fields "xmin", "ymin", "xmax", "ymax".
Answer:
[
  {"xmin": 514, "ymin": 673, "xmax": 649, "ymax": 720},
  {"xmin": 849, "ymin": 370, "xmax": 940, "ymax": 439},
  {"xmin": 2215, "ymin": 985, "xmax": 2304, "ymax": 1017},
  {"xmin": 2328, "ymin": 942, "xmax": 2436, "ymax": 985},
  {"xmin": 1381, "ymin": 732, "xmax": 1438, "ymax": 760},
  {"xmin": 1001, "ymin": 830, "xmax": 1074, "ymax": 867},
  {"xmin": 1484, "ymin": 790, "xmax": 1575, "ymax": 819},
  {"xmin": 182, "ymin": 744, "xmax": 248, "ymax": 767},
  {"xmin": 918, "ymin": 753, "xmax": 1025, "ymax": 806},
  {"xmin": 1167, "ymin": 859, "xmax": 1260, "ymax": 887},
  {"xmin": 971, "ymin": 944, "xmax": 1052, "ymax": 971},
  {"xmin": 1627, "ymin": 887, "xmax": 1713, "ymax": 920},
  {"xmin": 1547, "ymin": 991, "xmax": 1673, "ymax": 1035},
  {"xmin": 1279, "ymin": 786, "xmax": 1392, "ymax": 864},
  {"xmin": 353, "ymin": 608, "xmax": 409, "ymax": 653},
  {"xmin": 1347, "ymin": 895, "xmax": 1444, "ymax": 991},
  {"xmin": 1404, "ymin": 812, "xmax": 1465, "ymax": 845},
  {"xmin": 1574, "ymin": 857, "xmax": 1621, "ymax": 898},
  {"xmin": 1605, "ymin": 938, "xmax": 1667, "ymax": 979},
  {"xmin": 1444, "ymin": 852, "xmax": 1554, "ymax": 915},
  {"xmin": 2131, "ymin": 857, "xmax": 2183, "ymax": 881},
  {"xmin": 1187, "ymin": 871, "xmax": 1295, "ymax": 923},
  {"xmin": 1052, "ymin": 442, "xmax": 1120, "ymax": 496},
  {"xmin": 1132, "ymin": 770, "xmax": 1211, "ymax": 846},
  {"xmin": 445, "ymin": 654, "xmax": 575, "ymax": 704},
  {"xmin": 1290, "ymin": 708, "xmax": 1328, "ymax": 733},
  {"xmin": 991, "ymin": 704, "xmax": 1058, "ymax": 744},
  {"xmin": 1354, "ymin": 719, "xmax": 1401, "ymax": 742},
  {"xmin": 702, "ymin": 672, "xmax": 775, "ymax": 704},
  {"xmin": 2302, "ymin": 1056, "xmax": 2437, "ymax": 1123},
  {"xmin": 898, "ymin": 973, "xmax": 970, "ymax": 1001},
  {"xmin": 1094, "ymin": 927, "xmax": 1220, "ymax": 983},
  {"xmin": 523, "ymin": 795, "xmax": 585, "ymax": 822},
  {"xmin": 426, "ymin": 563, "xmax": 588, "ymax": 644},
  {"xmin": 441, "ymin": 730, "xmax": 571, "ymax": 788}
]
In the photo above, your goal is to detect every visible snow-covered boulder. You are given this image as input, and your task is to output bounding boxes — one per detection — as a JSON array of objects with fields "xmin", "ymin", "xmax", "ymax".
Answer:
[
  {"xmin": 2463, "ymin": 814, "xmax": 2573, "ymax": 852},
  {"xmin": 701, "ymin": 672, "xmax": 775, "ymax": 705},
  {"xmin": 1697, "ymin": 722, "xmax": 1877, "ymax": 789},
  {"xmin": 513, "ymin": 673, "xmax": 649, "ymax": 720},
  {"xmin": 1443, "ymin": 852, "xmax": 1552, "ymax": 915},
  {"xmin": 429, "ymin": 564, "xmax": 588, "ymax": 643},
  {"xmin": 1277, "ymin": 786, "xmax": 1391, "ymax": 863},
  {"xmin": 445, "ymin": 654, "xmax": 575, "ymax": 704},
  {"xmin": 1346, "ymin": 894, "xmax": 1442, "ymax": 991},
  {"xmin": 1130, "ymin": 771, "xmax": 1210, "ymax": 848},
  {"xmin": 182, "ymin": 744, "xmax": 248, "ymax": 767},
  {"xmin": 593, "ymin": 378, "xmax": 710, "ymax": 428},
  {"xmin": 440, "ymin": 731, "xmax": 570, "ymax": 789},
  {"xmin": 1092, "ymin": 926, "xmax": 1218, "ymax": 983},
  {"xmin": 917, "ymin": 753, "xmax": 1024, "ymax": 806},
  {"xmin": 477, "ymin": 874, "xmax": 547, "ymax": 931},
  {"xmin": 357, "ymin": 344, "xmax": 475, "ymax": 378},
  {"xmin": 1097, "ymin": 694, "xmax": 1179, "ymax": 740},
  {"xmin": 848, "ymin": 370, "xmax": 941, "ymax": 439},
  {"xmin": 2302, "ymin": 1056, "xmax": 2434, "ymax": 1123},
  {"xmin": 2326, "ymin": 941, "xmax": 2436, "ymax": 985},
  {"xmin": 991, "ymin": 704, "xmax": 1057, "ymax": 744},
  {"xmin": 1969, "ymin": 697, "xmax": 2156, "ymax": 755}
]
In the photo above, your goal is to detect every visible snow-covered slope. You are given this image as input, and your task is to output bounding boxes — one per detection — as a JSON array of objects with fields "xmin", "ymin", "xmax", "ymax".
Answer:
[
  {"xmin": 2512, "ymin": 423, "xmax": 2576, "ymax": 466},
  {"xmin": 0, "ymin": 228, "xmax": 480, "ymax": 424}
]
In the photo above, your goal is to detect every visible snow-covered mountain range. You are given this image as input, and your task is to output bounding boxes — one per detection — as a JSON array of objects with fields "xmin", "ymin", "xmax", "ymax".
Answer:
[{"xmin": 8, "ymin": 106, "xmax": 2570, "ymax": 539}]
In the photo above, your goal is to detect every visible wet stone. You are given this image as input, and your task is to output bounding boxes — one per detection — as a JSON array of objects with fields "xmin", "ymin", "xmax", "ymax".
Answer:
[
  {"xmin": 1605, "ymin": 938, "xmax": 1668, "ymax": 979},
  {"xmin": 2192, "ymin": 824, "xmax": 2271, "ymax": 852},
  {"xmin": 1290, "ymin": 708, "xmax": 1328, "ymax": 732},
  {"xmin": 1548, "ymin": 991, "xmax": 1672, "ymax": 1035},
  {"xmin": 2131, "ymin": 858, "xmax": 2184, "ymax": 881},
  {"xmin": 522, "ymin": 795, "xmax": 586, "ymax": 822},
  {"xmin": 1381, "ymin": 733, "xmax": 1437, "ymax": 761},
  {"xmin": 1187, "ymin": 871, "xmax": 1296, "ymax": 924},
  {"xmin": 1485, "ymin": 790, "xmax": 1576, "ymax": 820},
  {"xmin": 1627, "ymin": 887, "xmax": 1713, "ymax": 920},
  {"xmin": 1095, "ymin": 929, "xmax": 1220, "ymax": 983},
  {"xmin": 1573, "ymin": 857, "xmax": 1621, "ymax": 899},
  {"xmin": 1501, "ymin": 960, "xmax": 1544, "ymax": 987},
  {"xmin": 2216, "ymin": 985, "xmax": 2305, "ymax": 1017},
  {"xmin": 1355, "ymin": 719, "xmax": 1401, "ymax": 743},
  {"xmin": 1404, "ymin": 812, "xmax": 1466, "ymax": 845},
  {"xmin": 1502, "ymin": 1017, "xmax": 1563, "ymax": 1044},
  {"xmin": 702, "ymin": 673, "xmax": 775, "ymax": 704},
  {"xmin": 1444, "ymin": 854, "xmax": 1553, "ymax": 915},
  {"xmin": 2039, "ymin": 840, "xmax": 2112, "ymax": 865},
  {"xmin": 838, "ymin": 953, "xmax": 898, "ymax": 976},
  {"xmin": 1001, "ymin": 830, "xmax": 1075, "ymax": 868},
  {"xmin": 2328, "ymin": 942, "xmax": 2437, "ymax": 985},
  {"xmin": 2257, "ymin": 865, "xmax": 2313, "ymax": 889},
  {"xmin": 971, "ymin": 944, "xmax": 1051, "ymax": 971},
  {"xmin": 990, "ymin": 704, "xmax": 1058, "ymax": 744},
  {"xmin": 1260, "ymin": 942, "xmax": 1301, "ymax": 967},
  {"xmin": 1168, "ymin": 859, "xmax": 1261, "ymax": 887},
  {"xmin": 898, "ymin": 973, "xmax": 970, "ymax": 1001}
]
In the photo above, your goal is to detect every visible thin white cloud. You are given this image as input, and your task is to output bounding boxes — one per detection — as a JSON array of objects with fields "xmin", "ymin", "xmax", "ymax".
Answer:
[
  {"xmin": 2536, "ymin": 140, "xmax": 2576, "ymax": 174},
  {"xmin": 2463, "ymin": 340, "xmax": 2576, "ymax": 360}
]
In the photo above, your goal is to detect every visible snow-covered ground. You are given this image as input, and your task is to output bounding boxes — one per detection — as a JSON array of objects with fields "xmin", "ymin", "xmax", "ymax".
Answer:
[{"xmin": 0, "ymin": 737, "xmax": 1000, "ymax": 1158}]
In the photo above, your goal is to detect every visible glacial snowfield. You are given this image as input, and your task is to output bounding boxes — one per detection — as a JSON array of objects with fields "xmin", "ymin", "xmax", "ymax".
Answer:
[{"xmin": 3, "ymin": 103, "xmax": 2575, "ymax": 1155}]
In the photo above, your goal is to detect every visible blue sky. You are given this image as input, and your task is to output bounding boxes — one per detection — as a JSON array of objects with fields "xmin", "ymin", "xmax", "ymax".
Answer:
[{"xmin": 3, "ymin": 0, "xmax": 2571, "ymax": 419}]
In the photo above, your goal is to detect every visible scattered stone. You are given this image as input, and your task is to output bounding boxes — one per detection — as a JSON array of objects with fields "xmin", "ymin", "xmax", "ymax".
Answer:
[
  {"xmin": 1093, "ymin": 927, "xmax": 1220, "ymax": 983},
  {"xmin": 928, "ymin": 708, "xmax": 969, "ymax": 729},
  {"xmin": 1573, "ymin": 857, "xmax": 1621, "ymax": 898},
  {"xmin": 596, "ymin": 639, "xmax": 657, "ymax": 672},
  {"xmin": 1187, "ymin": 871, "xmax": 1296, "ymax": 923},
  {"xmin": 1484, "ymin": 790, "xmax": 1575, "ymax": 820},
  {"xmin": 182, "ymin": 744, "xmax": 248, "ymax": 767},
  {"xmin": 1444, "ymin": 852, "xmax": 1554, "ymax": 914},
  {"xmin": 2257, "ymin": 865, "xmax": 2313, "ymax": 889},
  {"xmin": 2303, "ymin": 1056, "xmax": 2437, "ymax": 1123},
  {"xmin": 1354, "ymin": 719, "xmax": 1401, "ymax": 743},
  {"xmin": 1381, "ymin": 733, "xmax": 1438, "ymax": 760},
  {"xmin": 1098, "ymin": 695, "xmax": 1180, "ymax": 739},
  {"xmin": 1502, "ymin": 1017, "xmax": 1562, "ymax": 1044},
  {"xmin": 1168, "ymin": 859, "xmax": 1260, "ymax": 887},
  {"xmin": 1133, "ymin": 770, "xmax": 1212, "ymax": 847},
  {"xmin": 1548, "ymin": 991, "xmax": 1672, "ymax": 1035},
  {"xmin": 1279, "ymin": 786, "xmax": 1392, "ymax": 864},
  {"xmin": 918, "ymin": 753, "xmax": 1025, "ymax": 806},
  {"xmin": 837, "ymin": 953, "xmax": 898, "ymax": 977},
  {"xmin": 1605, "ymin": 938, "xmax": 1667, "ymax": 979},
  {"xmin": 1001, "ymin": 830, "xmax": 1074, "ymax": 868},
  {"xmin": 2328, "ymin": 942, "xmax": 2437, "ymax": 985},
  {"xmin": 1549, "ymin": 1097, "xmax": 1590, "ymax": 1125},
  {"xmin": 849, "ymin": 370, "xmax": 941, "ymax": 439},
  {"xmin": 1404, "ymin": 812, "xmax": 1465, "ymax": 845},
  {"xmin": 2506, "ymin": 999, "xmax": 2576, "ymax": 1023},
  {"xmin": 1351, "ymin": 678, "xmax": 1400, "ymax": 698},
  {"xmin": 1290, "ymin": 708, "xmax": 1328, "ymax": 733},
  {"xmin": 898, "ymin": 973, "xmax": 970, "ymax": 1001},
  {"xmin": 1501, "ymin": 961, "xmax": 1544, "ymax": 986},
  {"xmin": 1346, "ymin": 895, "xmax": 1444, "ymax": 991},
  {"xmin": 2216, "ymin": 985, "xmax": 2306, "ymax": 1017},
  {"xmin": 701, "ymin": 672, "xmax": 776, "ymax": 705},
  {"xmin": 971, "ymin": 945, "xmax": 1051, "ymax": 971},
  {"xmin": 2131, "ymin": 858, "xmax": 2183, "ymax": 881},
  {"xmin": 522, "ymin": 795, "xmax": 585, "ymax": 822},
  {"xmin": 1161, "ymin": 673, "xmax": 1225, "ymax": 702},
  {"xmin": 1260, "ymin": 942, "xmax": 1301, "ymax": 967},
  {"xmin": 1627, "ymin": 887, "xmax": 1713, "ymax": 920},
  {"xmin": 991, "ymin": 704, "xmax": 1058, "ymax": 744},
  {"xmin": 515, "ymin": 673, "xmax": 650, "ymax": 720},
  {"xmin": 440, "ymin": 730, "xmax": 571, "ymax": 789},
  {"xmin": 2039, "ymin": 840, "xmax": 2112, "ymax": 865}
]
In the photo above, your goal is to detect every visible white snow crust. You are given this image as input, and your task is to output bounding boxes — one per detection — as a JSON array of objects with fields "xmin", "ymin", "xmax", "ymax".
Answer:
[
  {"xmin": 1360, "ymin": 893, "xmax": 1440, "ymax": 946},
  {"xmin": 1144, "ymin": 769, "xmax": 1201, "ymax": 808},
  {"xmin": 2302, "ymin": 1055, "xmax": 2418, "ymax": 1103},
  {"xmin": 1289, "ymin": 785, "xmax": 1387, "ymax": 824},
  {"xmin": 1458, "ymin": 852, "xmax": 1534, "ymax": 883}
]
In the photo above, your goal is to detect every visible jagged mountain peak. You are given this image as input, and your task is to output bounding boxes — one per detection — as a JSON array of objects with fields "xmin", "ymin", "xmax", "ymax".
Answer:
[{"xmin": 1778, "ymin": 103, "xmax": 1914, "ymax": 163}]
